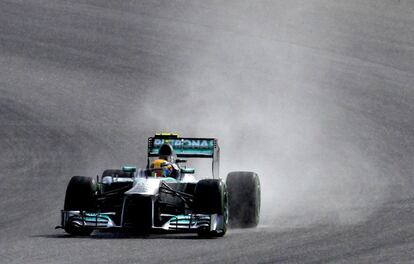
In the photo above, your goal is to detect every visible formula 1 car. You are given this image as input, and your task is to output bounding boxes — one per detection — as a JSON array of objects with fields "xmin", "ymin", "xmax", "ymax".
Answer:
[{"xmin": 57, "ymin": 133, "xmax": 260, "ymax": 237}]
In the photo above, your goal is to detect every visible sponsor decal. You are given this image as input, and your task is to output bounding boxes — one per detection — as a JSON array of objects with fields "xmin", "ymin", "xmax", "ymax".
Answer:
[{"xmin": 153, "ymin": 139, "xmax": 214, "ymax": 149}]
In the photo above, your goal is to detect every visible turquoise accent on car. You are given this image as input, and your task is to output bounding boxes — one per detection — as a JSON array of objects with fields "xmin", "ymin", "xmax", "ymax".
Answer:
[
  {"xmin": 150, "ymin": 139, "xmax": 215, "ymax": 156},
  {"xmin": 170, "ymin": 215, "xmax": 192, "ymax": 223},
  {"xmin": 180, "ymin": 167, "xmax": 195, "ymax": 174},
  {"xmin": 160, "ymin": 177, "xmax": 177, "ymax": 182},
  {"xmin": 122, "ymin": 166, "xmax": 136, "ymax": 173},
  {"xmin": 81, "ymin": 213, "xmax": 112, "ymax": 222}
]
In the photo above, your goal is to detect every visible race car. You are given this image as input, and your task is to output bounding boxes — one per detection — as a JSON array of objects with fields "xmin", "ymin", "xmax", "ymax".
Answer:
[{"xmin": 57, "ymin": 133, "xmax": 260, "ymax": 237}]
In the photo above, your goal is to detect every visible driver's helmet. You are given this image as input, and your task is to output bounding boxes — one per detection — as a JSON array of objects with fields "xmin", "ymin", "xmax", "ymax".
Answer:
[{"xmin": 150, "ymin": 159, "xmax": 173, "ymax": 177}]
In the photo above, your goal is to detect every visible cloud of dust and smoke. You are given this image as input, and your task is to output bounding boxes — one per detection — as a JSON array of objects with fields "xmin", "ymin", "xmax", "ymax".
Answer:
[{"xmin": 128, "ymin": 1, "xmax": 390, "ymax": 228}]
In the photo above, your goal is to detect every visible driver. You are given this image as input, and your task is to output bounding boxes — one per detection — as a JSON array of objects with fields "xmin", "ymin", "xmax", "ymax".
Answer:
[
  {"xmin": 158, "ymin": 143, "xmax": 174, "ymax": 162},
  {"xmin": 150, "ymin": 159, "xmax": 180, "ymax": 179},
  {"xmin": 150, "ymin": 159, "xmax": 174, "ymax": 177}
]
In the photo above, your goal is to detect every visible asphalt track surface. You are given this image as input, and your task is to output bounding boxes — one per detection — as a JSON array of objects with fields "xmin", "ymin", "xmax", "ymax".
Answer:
[{"xmin": 1, "ymin": 1, "xmax": 414, "ymax": 263}]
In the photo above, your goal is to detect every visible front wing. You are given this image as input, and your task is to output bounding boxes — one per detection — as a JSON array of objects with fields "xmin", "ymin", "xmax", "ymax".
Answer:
[{"xmin": 60, "ymin": 210, "xmax": 225, "ymax": 233}]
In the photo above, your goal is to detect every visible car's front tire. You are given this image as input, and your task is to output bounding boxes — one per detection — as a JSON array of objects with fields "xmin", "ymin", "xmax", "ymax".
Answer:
[
  {"xmin": 195, "ymin": 179, "xmax": 228, "ymax": 237},
  {"xmin": 63, "ymin": 176, "xmax": 97, "ymax": 236}
]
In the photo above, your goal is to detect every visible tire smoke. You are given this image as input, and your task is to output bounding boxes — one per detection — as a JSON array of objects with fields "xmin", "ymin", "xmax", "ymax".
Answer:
[{"xmin": 125, "ymin": 1, "xmax": 414, "ymax": 228}]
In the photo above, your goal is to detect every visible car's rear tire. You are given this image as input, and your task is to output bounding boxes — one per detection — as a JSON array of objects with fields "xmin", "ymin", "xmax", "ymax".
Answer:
[
  {"xmin": 226, "ymin": 171, "xmax": 260, "ymax": 228},
  {"xmin": 195, "ymin": 179, "xmax": 227, "ymax": 237},
  {"xmin": 63, "ymin": 176, "xmax": 97, "ymax": 236}
]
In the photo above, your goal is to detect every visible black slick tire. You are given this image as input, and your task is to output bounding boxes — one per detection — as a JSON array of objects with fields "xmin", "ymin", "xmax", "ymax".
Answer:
[
  {"xmin": 195, "ymin": 179, "xmax": 228, "ymax": 237},
  {"xmin": 63, "ymin": 176, "xmax": 97, "ymax": 236},
  {"xmin": 226, "ymin": 171, "xmax": 260, "ymax": 228}
]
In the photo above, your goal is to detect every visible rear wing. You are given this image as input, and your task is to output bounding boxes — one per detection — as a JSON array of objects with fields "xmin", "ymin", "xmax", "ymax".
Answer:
[{"xmin": 147, "ymin": 134, "xmax": 220, "ymax": 178}]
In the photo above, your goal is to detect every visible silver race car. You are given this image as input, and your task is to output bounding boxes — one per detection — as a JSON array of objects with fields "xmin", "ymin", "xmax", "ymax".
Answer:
[{"xmin": 57, "ymin": 133, "xmax": 260, "ymax": 237}]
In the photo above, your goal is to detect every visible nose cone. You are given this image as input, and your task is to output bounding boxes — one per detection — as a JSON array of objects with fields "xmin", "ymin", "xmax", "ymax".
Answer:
[{"xmin": 125, "ymin": 178, "xmax": 162, "ymax": 196}]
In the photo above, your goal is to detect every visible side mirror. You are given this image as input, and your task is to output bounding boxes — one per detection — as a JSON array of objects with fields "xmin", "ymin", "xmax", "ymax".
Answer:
[
  {"xmin": 181, "ymin": 167, "xmax": 195, "ymax": 174},
  {"xmin": 122, "ymin": 166, "xmax": 136, "ymax": 173}
]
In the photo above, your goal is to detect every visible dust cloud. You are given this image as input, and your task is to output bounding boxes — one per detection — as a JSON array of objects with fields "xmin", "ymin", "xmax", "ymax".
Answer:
[{"xmin": 126, "ymin": 1, "xmax": 396, "ymax": 227}]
